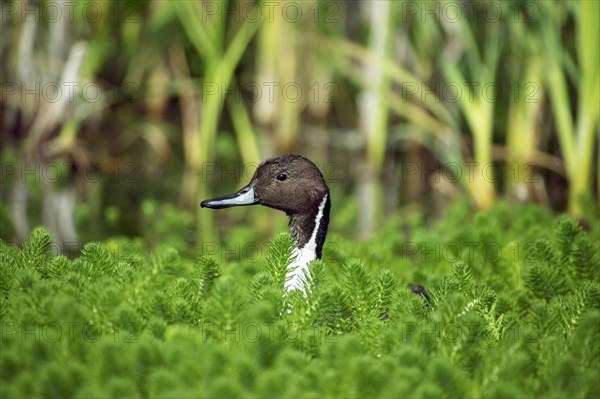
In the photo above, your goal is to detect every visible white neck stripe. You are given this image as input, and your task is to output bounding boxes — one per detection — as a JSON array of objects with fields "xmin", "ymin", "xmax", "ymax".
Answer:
[
  {"xmin": 306, "ymin": 194, "xmax": 328, "ymax": 250},
  {"xmin": 285, "ymin": 194, "xmax": 328, "ymax": 293}
]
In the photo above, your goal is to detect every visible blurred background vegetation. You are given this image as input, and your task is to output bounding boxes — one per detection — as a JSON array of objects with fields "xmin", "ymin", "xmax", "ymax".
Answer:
[{"xmin": 1, "ymin": 0, "xmax": 598, "ymax": 255}]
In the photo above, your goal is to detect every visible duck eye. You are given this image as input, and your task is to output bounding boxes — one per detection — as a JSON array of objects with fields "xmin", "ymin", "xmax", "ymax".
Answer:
[{"xmin": 276, "ymin": 173, "xmax": 287, "ymax": 181}]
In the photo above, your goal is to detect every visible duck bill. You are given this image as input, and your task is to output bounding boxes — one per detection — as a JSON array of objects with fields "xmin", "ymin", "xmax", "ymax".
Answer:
[{"xmin": 200, "ymin": 183, "xmax": 258, "ymax": 209}]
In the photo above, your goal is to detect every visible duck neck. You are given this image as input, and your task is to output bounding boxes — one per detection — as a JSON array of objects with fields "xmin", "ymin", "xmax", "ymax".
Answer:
[{"xmin": 285, "ymin": 194, "xmax": 330, "ymax": 293}]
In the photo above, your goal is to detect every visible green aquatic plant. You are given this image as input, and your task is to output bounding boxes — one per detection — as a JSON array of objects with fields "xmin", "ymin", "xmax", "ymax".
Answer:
[{"xmin": 1, "ymin": 202, "xmax": 599, "ymax": 398}]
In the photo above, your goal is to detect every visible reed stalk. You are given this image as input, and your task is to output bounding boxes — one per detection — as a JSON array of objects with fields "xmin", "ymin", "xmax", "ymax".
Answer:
[
  {"xmin": 503, "ymin": 12, "xmax": 552, "ymax": 202},
  {"xmin": 227, "ymin": 87, "xmax": 261, "ymax": 166},
  {"xmin": 175, "ymin": 0, "xmax": 261, "ymax": 245},
  {"xmin": 362, "ymin": 1, "xmax": 395, "ymax": 173},
  {"xmin": 439, "ymin": 8, "xmax": 500, "ymax": 211},
  {"xmin": 542, "ymin": 1, "xmax": 599, "ymax": 217},
  {"xmin": 354, "ymin": 1, "xmax": 395, "ymax": 237},
  {"xmin": 275, "ymin": 18, "xmax": 299, "ymax": 153}
]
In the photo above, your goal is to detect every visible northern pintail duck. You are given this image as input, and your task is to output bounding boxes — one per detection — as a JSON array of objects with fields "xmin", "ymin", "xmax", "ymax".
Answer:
[
  {"xmin": 201, "ymin": 154, "xmax": 329, "ymax": 293},
  {"xmin": 201, "ymin": 154, "xmax": 428, "ymax": 301}
]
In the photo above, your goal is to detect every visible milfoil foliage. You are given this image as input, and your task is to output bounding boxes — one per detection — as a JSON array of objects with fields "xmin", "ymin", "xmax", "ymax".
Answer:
[{"xmin": 1, "ymin": 201, "xmax": 599, "ymax": 398}]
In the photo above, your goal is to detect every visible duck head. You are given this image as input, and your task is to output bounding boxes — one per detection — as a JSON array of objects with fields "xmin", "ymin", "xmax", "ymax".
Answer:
[{"xmin": 201, "ymin": 154, "xmax": 330, "ymax": 292}]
